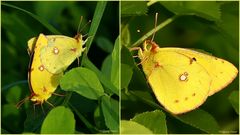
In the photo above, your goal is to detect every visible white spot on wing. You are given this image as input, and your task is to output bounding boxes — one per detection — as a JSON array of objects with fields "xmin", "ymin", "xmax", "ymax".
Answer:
[
  {"xmin": 179, "ymin": 72, "xmax": 188, "ymax": 81},
  {"xmin": 53, "ymin": 47, "xmax": 59, "ymax": 54}
]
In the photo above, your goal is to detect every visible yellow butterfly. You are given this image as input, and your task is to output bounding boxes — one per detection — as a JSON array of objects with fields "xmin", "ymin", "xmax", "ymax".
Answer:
[
  {"xmin": 133, "ymin": 13, "xmax": 238, "ymax": 115},
  {"xmin": 39, "ymin": 33, "xmax": 87, "ymax": 74},
  {"xmin": 17, "ymin": 34, "xmax": 63, "ymax": 108},
  {"xmin": 136, "ymin": 40, "xmax": 238, "ymax": 115}
]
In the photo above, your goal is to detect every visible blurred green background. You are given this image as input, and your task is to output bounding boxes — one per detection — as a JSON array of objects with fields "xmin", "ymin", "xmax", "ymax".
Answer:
[
  {"xmin": 121, "ymin": 1, "xmax": 238, "ymax": 134},
  {"xmin": 1, "ymin": 1, "xmax": 118, "ymax": 133}
]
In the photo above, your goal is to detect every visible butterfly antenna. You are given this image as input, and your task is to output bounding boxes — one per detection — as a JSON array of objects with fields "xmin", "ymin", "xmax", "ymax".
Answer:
[
  {"xmin": 79, "ymin": 20, "xmax": 91, "ymax": 33},
  {"xmin": 151, "ymin": 12, "xmax": 158, "ymax": 42},
  {"xmin": 77, "ymin": 16, "xmax": 83, "ymax": 34}
]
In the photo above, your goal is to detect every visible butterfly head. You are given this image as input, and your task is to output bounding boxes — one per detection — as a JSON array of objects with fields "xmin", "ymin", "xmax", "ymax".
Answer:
[
  {"xmin": 74, "ymin": 33, "xmax": 83, "ymax": 43},
  {"xmin": 30, "ymin": 93, "xmax": 51, "ymax": 105}
]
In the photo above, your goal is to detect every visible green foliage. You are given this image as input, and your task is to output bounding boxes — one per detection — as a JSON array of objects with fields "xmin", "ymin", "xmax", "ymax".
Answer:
[
  {"xmin": 96, "ymin": 37, "xmax": 113, "ymax": 53},
  {"xmin": 121, "ymin": 120, "xmax": 153, "ymax": 134},
  {"xmin": 160, "ymin": 1, "xmax": 221, "ymax": 21},
  {"xmin": 41, "ymin": 106, "xmax": 75, "ymax": 134},
  {"xmin": 60, "ymin": 67, "xmax": 105, "ymax": 100},
  {"xmin": 228, "ymin": 91, "xmax": 239, "ymax": 114},
  {"xmin": 1, "ymin": 1, "xmax": 119, "ymax": 134},
  {"xmin": 101, "ymin": 95, "xmax": 119, "ymax": 132},
  {"xmin": 121, "ymin": 1, "xmax": 239, "ymax": 134},
  {"xmin": 121, "ymin": 64, "xmax": 133, "ymax": 89},
  {"xmin": 176, "ymin": 109, "xmax": 219, "ymax": 133},
  {"xmin": 121, "ymin": 1, "xmax": 148, "ymax": 16},
  {"xmin": 132, "ymin": 110, "xmax": 167, "ymax": 134},
  {"xmin": 111, "ymin": 37, "xmax": 120, "ymax": 88}
]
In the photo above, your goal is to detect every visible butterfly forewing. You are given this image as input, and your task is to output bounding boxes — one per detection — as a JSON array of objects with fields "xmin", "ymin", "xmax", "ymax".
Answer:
[
  {"xmin": 160, "ymin": 48, "xmax": 238, "ymax": 96},
  {"xmin": 40, "ymin": 35, "xmax": 84, "ymax": 74}
]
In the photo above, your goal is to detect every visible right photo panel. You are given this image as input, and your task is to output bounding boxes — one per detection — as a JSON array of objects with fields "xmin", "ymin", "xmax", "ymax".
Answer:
[{"xmin": 121, "ymin": 1, "xmax": 239, "ymax": 134}]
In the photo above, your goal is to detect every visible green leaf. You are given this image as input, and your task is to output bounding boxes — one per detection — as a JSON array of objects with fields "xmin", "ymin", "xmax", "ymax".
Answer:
[
  {"xmin": 121, "ymin": 45, "xmax": 135, "ymax": 67},
  {"xmin": 132, "ymin": 110, "xmax": 167, "ymax": 134},
  {"xmin": 121, "ymin": 64, "xmax": 133, "ymax": 89},
  {"xmin": 121, "ymin": 120, "xmax": 153, "ymax": 134},
  {"xmin": 228, "ymin": 90, "xmax": 239, "ymax": 114},
  {"xmin": 217, "ymin": 2, "xmax": 239, "ymax": 47},
  {"xmin": 111, "ymin": 37, "xmax": 120, "ymax": 88},
  {"xmin": 2, "ymin": 104, "xmax": 22, "ymax": 133},
  {"xmin": 82, "ymin": 58, "xmax": 119, "ymax": 96},
  {"xmin": 121, "ymin": 1, "xmax": 148, "ymax": 16},
  {"xmin": 160, "ymin": 1, "xmax": 221, "ymax": 21},
  {"xmin": 101, "ymin": 95, "xmax": 119, "ymax": 133},
  {"xmin": 41, "ymin": 106, "xmax": 75, "ymax": 134},
  {"xmin": 60, "ymin": 67, "xmax": 104, "ymax": 100},
  {"xmin": 85, "ymin": 1, "xmax": 107, "ymax": 54},
  {"xmin": 96, "ymin": 36, "xmax": 113, "ymax": 53},
  {"xmin": 101, "ymin": 55, "xmax": 112, "ymax": 79},
  {"xmin": 94, "ymin": 106, "xmax": 107, "ymax": 129},
  {"xmin": 121, "ymin": 24, "xmax": 131, "ymax": 47},
  {"xmin": 176, "ymin": 109, "xmax": 220, "ymax": 133},
  {"xmin": 5, "ymin": 86, "xmax": 22, "ymax": 104}
]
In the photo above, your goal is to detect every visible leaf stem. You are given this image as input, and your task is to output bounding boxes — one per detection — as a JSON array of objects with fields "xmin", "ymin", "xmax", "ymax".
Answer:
[
  {"xmin": 84, "ymin": 1, "xmax": 107, "ymax": 54},
  {"xmin": 132, "ymin": 15, "xmax": 179, "ymax": 47},
  {"xmin": 68, "ymin": 102, "xmax": 99, "ymax": 133},
  {"xmin": 62, "ymin": 92, "xmax": 72, "ymax": 106}
]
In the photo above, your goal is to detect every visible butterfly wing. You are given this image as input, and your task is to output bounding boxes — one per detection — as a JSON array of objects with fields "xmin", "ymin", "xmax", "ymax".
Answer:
[
  {"xmin": 40, "ymin": 35, "xmax": 85, "ymax": 74},
  {"xmin": 29, "ymin": 34, "xmax": 63, "ymax": 103},
  {"xmin": 160, "ymin": 48, "xmax": 238, "ymax": 96},
  {"xmin": 143, "ymin": 50, "xmax": 211, "ymax": 114},
  {"xmin": 27, "ymin": 37, "xmax": 37, "ymax": 56}
]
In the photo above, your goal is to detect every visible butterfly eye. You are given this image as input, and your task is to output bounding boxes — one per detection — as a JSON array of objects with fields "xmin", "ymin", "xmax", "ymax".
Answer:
[{"xmin": 145, "ymin": 44, "xmax": 152, "ymax": 50}]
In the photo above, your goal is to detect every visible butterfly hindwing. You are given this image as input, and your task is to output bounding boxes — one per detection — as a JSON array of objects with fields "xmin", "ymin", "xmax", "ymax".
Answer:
[
  {"xmin": 28, "ymin": 34, "xmax": 63, "ymax": 103},
  {"xmin": 143, "ymin": 50, "xmax": 211, "ymax": 114}
]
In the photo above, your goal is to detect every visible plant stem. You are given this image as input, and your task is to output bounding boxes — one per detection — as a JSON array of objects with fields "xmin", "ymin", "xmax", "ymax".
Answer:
[
  {"xmin": 62, "ymin": 92, "xmax": 72, "ymax": 106},
  {"xmin": 132, "ymin": 15, "xmax": 179, "ymax": 47},
  {"xmin": 147, "ymin": 0, "xmax": 158, "ymax": 7},
  {"xmin": 68, "ymin": 102, "xmax": 100, "ymax": 133}
]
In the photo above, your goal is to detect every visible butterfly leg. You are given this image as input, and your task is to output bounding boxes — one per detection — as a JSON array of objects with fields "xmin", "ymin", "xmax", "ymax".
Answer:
[
  {"xmin": 82, "ymin": 36, "xmax": 91, "ymax": 45},
  {"xmin": 133, "ymin": 55, "xmax": 139, "ymax": 58},
  {"xmin": 77, "ymin": 57, "xmax": 80, "ymax": 67},
  {"xmin": 52, "ymin": 92, "xmax": 65, "ymax": 97},
  {"xmin": 45, "ymin": 100, "xmax": 55, "ymax": 108},
  {"xmin": 40, "ymin": 103, "xmax": 45, "ymax": 115},
  {"xmin": 129, "ymin": 47, "xmax": 141, "ymax": 51},
  {"xmin": 33, "ymin": 104, "xmax": 36, "ymax": 118}
]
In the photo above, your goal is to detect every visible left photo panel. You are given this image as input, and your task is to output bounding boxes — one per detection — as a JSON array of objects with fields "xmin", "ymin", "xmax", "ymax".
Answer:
[{"xmin": 1, "ymin": 1, "xmax": 119, "ymax": 134}]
